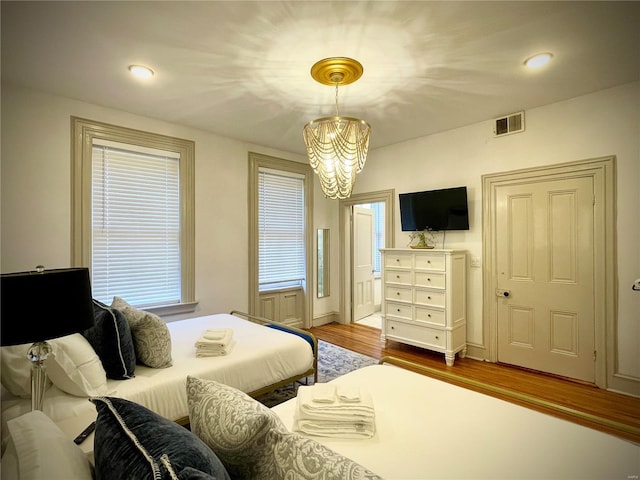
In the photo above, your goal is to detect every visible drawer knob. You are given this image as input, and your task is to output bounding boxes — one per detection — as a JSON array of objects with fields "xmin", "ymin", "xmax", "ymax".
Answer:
[
  {"xmin": 397, "ymin": 308, "xmax": 401, "ymax": 312},
  {"xmin": 427, "ymin": 296, "xmax": 431, "ymax": 300},
  {"xmin": 396, "ymin": 275, "xmax": 400, "ymax": 279},
  {"xmin": 435, "ymin": 335, "xmax": 439, "ymax": 340},
  {"xmin": 391, "ymin": 326, "xmax": 395, "ymax": 330},
  {"xmin": 396, "ymin": 258, "xmax": 400, "ymax": 262},
  {"xmin": 427, "ymin": 260, "xmax": 431, "ymax": 264},
  {"xmin": 427, "ymin": 314, "xmax": 431, "ymax": 318},
  {"xmin": 397, "ymin": 292, "xmax": 400, "ymax": 296},
  {"xmin": 427, "ymin": 278, "xmax": 431, "ymax": 282}
]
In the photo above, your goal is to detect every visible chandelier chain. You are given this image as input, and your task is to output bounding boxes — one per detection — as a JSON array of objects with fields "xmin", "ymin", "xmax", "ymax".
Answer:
[{"xmin": 334, "ymin": 83, "xmax": 340, "ymax": 117}]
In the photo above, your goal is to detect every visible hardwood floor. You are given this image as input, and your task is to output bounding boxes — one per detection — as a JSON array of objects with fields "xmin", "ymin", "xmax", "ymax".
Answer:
[{"xmin": 307, "ymin": 322, "xmax": 640, "ymax": 445}]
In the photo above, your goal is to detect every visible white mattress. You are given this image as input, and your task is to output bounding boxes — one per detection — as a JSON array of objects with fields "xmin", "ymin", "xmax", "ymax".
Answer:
[
  {"xmin": 2, "ymin": 313, "xmax": 313, "ymax": 446},
  {"xmin": 272, "ymin": 364, "xmax": 640, "ymax": 480}
]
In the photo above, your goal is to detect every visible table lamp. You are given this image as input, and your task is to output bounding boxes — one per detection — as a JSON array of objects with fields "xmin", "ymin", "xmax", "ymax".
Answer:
[{"xmin": 1, "ymin": 266, "xmax": 95, "ymax": 411}]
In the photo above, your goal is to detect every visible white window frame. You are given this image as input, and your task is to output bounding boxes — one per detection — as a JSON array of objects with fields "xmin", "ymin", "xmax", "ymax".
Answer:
[
  {"xmin": 248, "ymin": 152, "xmax": 313, "ymax": 327},
  {"xmin": 71, "ymin": 117, "xmax": 196, "ymax": 315},
  {"xmin": 257, "ymin": 167, "xmax": 306, "ymax": 292}
]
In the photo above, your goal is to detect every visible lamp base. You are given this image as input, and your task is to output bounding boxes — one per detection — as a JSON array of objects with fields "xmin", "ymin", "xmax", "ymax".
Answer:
[{"xmin": 27, "ymin": 341, "xmax": 52, "ymax": 411}]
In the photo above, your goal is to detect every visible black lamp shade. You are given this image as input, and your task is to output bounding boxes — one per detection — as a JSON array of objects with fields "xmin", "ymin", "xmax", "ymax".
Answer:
[{"xmin": 1, "ymin": 267, "xmax": 95, "ymax": 346}]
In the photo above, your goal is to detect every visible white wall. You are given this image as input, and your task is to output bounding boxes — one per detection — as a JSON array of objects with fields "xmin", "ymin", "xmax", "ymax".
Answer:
[
  {"xmin": 353, "ymin": 81, "xmax": 640, "ymax": 387},
  {"xmin": 0, "ymin": 83, "xmax": 339, "ymax": 321}
]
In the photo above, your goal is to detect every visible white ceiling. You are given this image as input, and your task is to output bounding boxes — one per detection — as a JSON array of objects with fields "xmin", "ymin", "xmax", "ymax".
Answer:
[{"xmin": 2, "ymin": 1, "xmax": 639, "ymax": 155}]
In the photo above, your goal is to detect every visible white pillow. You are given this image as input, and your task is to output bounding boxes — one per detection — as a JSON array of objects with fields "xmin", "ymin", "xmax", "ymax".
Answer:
[
  {"xmin": 1, "ymin": 344, "xmax": 51, "ymax": 398},
  {"xmin": 6, "ymin": 410, "xmax": 93, "ymax": 480},
  {"xmin": 46, "ymin": 334, "xmax": 109, "ymax": 397}
]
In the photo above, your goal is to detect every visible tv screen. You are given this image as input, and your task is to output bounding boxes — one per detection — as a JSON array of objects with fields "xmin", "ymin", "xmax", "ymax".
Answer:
[{"xmin": 399, "ymin": 186, "xmax": 469, "ymax": 231}]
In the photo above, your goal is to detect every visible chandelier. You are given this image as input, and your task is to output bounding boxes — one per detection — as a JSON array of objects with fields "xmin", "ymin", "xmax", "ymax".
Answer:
[{"xmin": 303, "ymin": 57, "xmax": 371, "ymax": 199}]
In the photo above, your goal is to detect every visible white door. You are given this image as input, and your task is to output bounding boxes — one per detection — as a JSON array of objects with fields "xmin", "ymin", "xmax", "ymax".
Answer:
[
  {"xmin": 353, "ymin": 206, "xmax": 375, "ymax": 321},
  {"xmin": 496, "ymin": 176, "xmax": 595, "ymax": 382}
]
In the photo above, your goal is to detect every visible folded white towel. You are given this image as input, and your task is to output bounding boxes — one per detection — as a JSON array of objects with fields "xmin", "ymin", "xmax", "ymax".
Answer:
[
  {"xmin": 195, "ymin": 340, "xmax": 235, "ymax": 357},
  {"xmin": 294, "ymin": 418, "xmax": 375, "ymax": 439},
  {"xmin": 203, "ymin": 329, "xmax": 229, "ymax": 341},
  {"xmin": 311, "ymin": 384, "xmax": 336, "ymax": 403},
  {"xmin": 295, "ymin": 385, "xmax": 375, "ymax": 420},
  {"xmin": 337, "ymin": 385, "xmax": 361, "ymax": 403},
  {"xmin": 195, "ymin": 328, "xmax": 233, "ymax": 348}
]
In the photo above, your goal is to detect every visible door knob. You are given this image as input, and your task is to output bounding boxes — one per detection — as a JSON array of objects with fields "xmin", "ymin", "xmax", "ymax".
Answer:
[{"xmin": 496, "ymin": 289, "xmax": 511, "ymax": 298}]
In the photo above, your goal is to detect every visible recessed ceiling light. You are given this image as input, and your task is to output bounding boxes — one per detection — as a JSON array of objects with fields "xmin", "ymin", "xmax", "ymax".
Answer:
[
  {"xmin": 128, "ymin": 65, "xmax": 154, "ymax": 79},
  {"xmin": 524, "ymin": 53, "xmax": 553, "ymax": 69}
]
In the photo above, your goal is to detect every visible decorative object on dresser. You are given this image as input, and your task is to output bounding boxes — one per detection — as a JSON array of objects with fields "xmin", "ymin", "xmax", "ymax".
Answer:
[
  {"xmin": 407, "ymin": 229, "xmax": 437, "ymax": 249},
  {"xmin": 380, "ymin": 248, "xmax": 467, "ymax": 366},
  {"xmin": 0, "ymin": 266, "xmax": 95, "ymax": 411}
]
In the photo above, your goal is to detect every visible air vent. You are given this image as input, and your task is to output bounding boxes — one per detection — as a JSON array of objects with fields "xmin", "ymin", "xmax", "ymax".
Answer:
[{"xmin": 493, "ymin": 111, "xmax": 525, "ymax": 137}]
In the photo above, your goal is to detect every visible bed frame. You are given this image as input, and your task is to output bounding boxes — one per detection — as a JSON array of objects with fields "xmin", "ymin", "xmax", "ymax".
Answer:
[{"xmin": 229, "ymin": 310, "xmax": 318, "ymax": 396}]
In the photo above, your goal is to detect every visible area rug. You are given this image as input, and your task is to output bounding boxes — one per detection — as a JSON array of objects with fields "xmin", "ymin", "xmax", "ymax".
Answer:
[{"xmin": 256, "ymin": 340, "xmax": 377, "ymax": 408}]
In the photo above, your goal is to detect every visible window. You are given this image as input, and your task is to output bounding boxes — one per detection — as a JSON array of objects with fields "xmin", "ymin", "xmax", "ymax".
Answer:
[
  {"xmin": 258, "ymin": 168, "xmax": 305, "ymax": 291},
  {"xmin": 248, "ymin": 152, "xmax": 313, "ymax": 325},
  {"xmin": 72, "ymin": 118, "xmax": 195, "ymax": 314}
]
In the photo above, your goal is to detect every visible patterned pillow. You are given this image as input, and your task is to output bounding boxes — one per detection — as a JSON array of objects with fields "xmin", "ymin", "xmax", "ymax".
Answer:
[
  {"xmin": 186, "ymin": 376, "xmax": 381, "ymax": 480},
  {"xmin": 111, "ymin": 297, "xmax": 172, "ymax": 368},
  {"xmin": 269, "ymin": 429, "xmax": 382, "ymax": 480},
  {"xmin": 91, "ymin": 396, "xmax": 230, "ymax": 480},
  {"xmin": 83, "ymin": 300, "xmax": 136, "ymax": 380}
]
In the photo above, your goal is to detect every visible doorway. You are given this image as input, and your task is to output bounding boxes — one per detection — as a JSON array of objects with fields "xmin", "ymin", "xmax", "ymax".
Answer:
[
  {"xmin": 483, "ymin": 157, "xmax": 615, "ymax": 388},
  {"xmin": 339, "ymin": 190, "xmax": 395, "ymax": 325}
]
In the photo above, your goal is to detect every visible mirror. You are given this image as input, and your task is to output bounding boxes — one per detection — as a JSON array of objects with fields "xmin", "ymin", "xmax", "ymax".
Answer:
[{"xmin": 317, "ymin": 229, "xmax": 330, "ymax": 298}]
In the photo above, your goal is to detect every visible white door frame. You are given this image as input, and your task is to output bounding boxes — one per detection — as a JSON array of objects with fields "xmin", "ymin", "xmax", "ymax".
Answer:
[
  {"xmin": 339, "ymin": 190, "xmax": 395, "ymax": 325},
  {"xmin": 482, "ymin": 156, "xmax": 615, "ymax": 389}
]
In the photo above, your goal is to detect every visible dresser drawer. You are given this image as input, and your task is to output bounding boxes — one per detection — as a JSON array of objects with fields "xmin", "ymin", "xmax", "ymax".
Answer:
[
  {"xmin": 385, "ymin": 253, "xmax": 413, "ymax": 269},
  {"xmin": 414, "ymin": 306, "xmax": 445, "ymax": 326},
  {"xmin": 386, "ymin": 320, "xmax": 446, "ymax": 349},
  {"xmin": 414, "ymin": 253, "xmax": 446, "ymax": 271},
  {"xmin": 414, "ymin": 271, "xmax": 445, "ymax": 289},
  {"xmin": 386, "ymin": 269, "xmax": 412, "ymax": 285},
  {"xmin": 385, "ymin": 285, "xmax": 412, "ymax": 303},
  {"xmin": 414, "ymin": 289, "xmax": 446, "ymax": 308},
  {"xmin": 385, "ymin": 302, "xmax": 412, "ymax": 321}
]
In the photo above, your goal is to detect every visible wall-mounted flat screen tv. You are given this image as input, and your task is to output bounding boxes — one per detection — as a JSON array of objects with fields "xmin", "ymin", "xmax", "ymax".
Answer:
[{"xmin": 399, "ymin": 186, "xmax": 469, "ymax": 231}]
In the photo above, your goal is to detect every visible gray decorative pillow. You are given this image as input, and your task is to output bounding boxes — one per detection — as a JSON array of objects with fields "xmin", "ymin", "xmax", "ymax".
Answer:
[
  {"xmin": 186, "ymin": 376, "xmax": 381, "ymax": 480},
  {"xmin": 269, "ymin": 429, "xmax": 383, "ymax": 480},
  {"xmin": 91, "ymin": 396, "xmax": 230, "ymax": 480},
  {"xmin": 111, "ymin": 296, "xmax": 172, "ymax": 368},
  {"xmin": 83, "ymin": 300, "xmax": 136, "ymax": 380}
]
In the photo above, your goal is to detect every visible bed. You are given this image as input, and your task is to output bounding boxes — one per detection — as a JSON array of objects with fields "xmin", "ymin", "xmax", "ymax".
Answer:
[
  {"xmin": 1, "ymin": 311, "xmax": 316, "ymax": 452},
  {"xmin": 271, "ymin": 357, "xmax": 640, "ymax": 480}
]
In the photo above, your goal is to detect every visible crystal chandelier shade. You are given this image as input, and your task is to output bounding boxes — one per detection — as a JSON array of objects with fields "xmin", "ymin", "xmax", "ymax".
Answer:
[
  {"xmin": 303, "ymin": 57, "xmax": 370, "ymax": 199},
  {"xmin": 303, "ymin": 115, "xmax": 370, "ymax": 199}
]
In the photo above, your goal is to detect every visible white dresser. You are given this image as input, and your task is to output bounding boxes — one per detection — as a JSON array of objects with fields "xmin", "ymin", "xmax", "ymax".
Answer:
[{"xmin": 381, "ymin": 248, "xmax": 467, "ymax": 366}]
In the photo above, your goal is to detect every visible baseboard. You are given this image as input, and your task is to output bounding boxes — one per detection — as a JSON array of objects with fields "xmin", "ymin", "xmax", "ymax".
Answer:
[
  {"xmin": 312, "ymin": 312, "xmax": 339, "ymax": 327},
  {"xmin": 464, "ymin": 343, "xmax": 488, "ymax": 362}
]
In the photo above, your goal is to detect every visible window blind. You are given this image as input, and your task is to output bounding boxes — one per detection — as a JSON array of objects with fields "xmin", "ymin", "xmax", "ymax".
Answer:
[
  {"xmin": 258, "ymin": 168, "xmax": 305, "ymax": 291},
  {"xmin": 92, "ymin": 141, "xmax": 181, "ymax": 307}
]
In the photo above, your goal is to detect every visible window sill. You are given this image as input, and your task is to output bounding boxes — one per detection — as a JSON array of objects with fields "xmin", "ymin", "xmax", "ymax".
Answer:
[
  {"xmin": 145, "ymin": 301, "xmax": 199, "ymax": 317},
  {"xmin": 259, "ymin": 286, "xmax": 303, "ymax": 294}
]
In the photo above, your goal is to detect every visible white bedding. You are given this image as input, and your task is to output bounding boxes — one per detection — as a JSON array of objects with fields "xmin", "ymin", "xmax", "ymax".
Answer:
[
  {"xmin": 2, "ymin": 313, "xmax": 313, "ymax": 448},
  {"xmin": 272, "ymin": 364, "xmax": 640, "ymax": 480}
]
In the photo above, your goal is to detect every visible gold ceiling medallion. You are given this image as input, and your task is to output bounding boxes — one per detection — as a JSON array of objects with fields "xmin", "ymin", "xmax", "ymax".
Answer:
[
  {"xmin": 303, "ymin": 57, "xmax": 371, "ymax": 200},
  {"xmin": 310, "ymin": 57, "xmax": 364, "ymax": 86}
]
